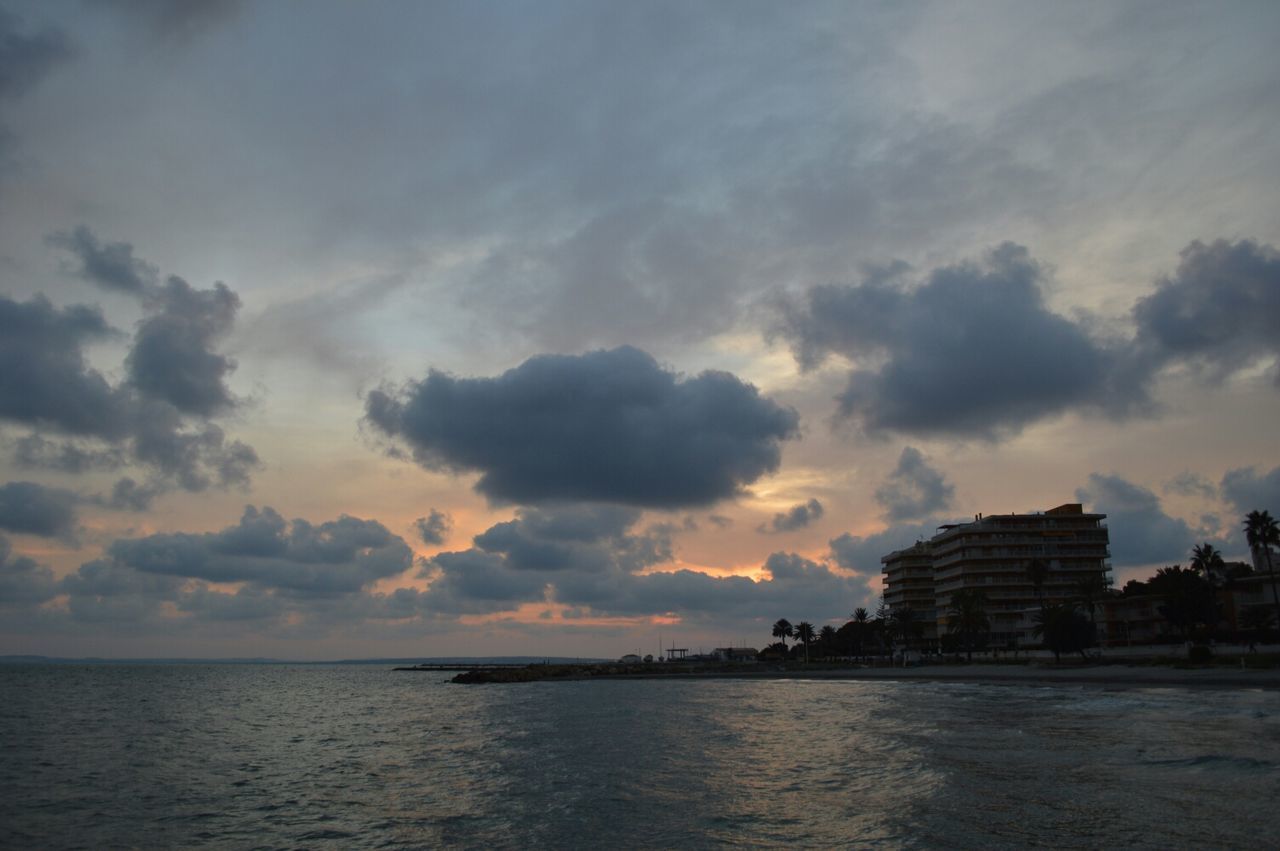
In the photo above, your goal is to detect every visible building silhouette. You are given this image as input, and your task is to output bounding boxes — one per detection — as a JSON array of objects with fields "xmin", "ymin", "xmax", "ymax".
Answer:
[{"xmin": 882, "ymin": 503, "xmax": 1111, "ymax": 649}]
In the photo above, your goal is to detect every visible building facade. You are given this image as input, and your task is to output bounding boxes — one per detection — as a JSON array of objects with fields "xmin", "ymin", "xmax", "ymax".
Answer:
[{"xmin": 882, "ymin": 503, "xmax": 1111, "ymax": 649}]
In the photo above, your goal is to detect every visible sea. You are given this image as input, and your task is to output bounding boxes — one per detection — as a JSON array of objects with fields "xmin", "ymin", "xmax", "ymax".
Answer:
[{"xmin": 2, "ymin": 664, "xmax": 1278, "ymax": 849}]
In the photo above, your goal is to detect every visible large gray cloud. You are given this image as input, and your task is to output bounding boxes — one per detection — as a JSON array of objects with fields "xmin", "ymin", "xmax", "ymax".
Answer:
[
  {"xmin": 0, "ymin": 480, "xmax": 77, "ymax": 538},
  {"xmin": 775, "ymin": 244, "xmax": 1143, "ymax": 439},
  {"xmin": 757, "ymin": 498, "xmax": 824, "ymax": 534},
  {"xmin": 3, "ymin": 229, "xmax": 257, "ymax": 495},
  {"xmin": 0, "ymin": 294, "xmax": 128, "ymax": 437},
  {"xmin": 1220, "ymin": 465, "xmax": 1280, "ymax": 517},
  {"xmin": 1075, "ymin": 473, "xmax": 1207, "ymax": 567},
  {"xmin": 127, "ymin": 276, "xmax": 240, "ymax": 416},
  {"xmin": 874, "ymin": 447, "xmax": 954, "ymax": 521},
  {"xmin": 366, "ymin": 346, "xmax": 799, "ymax": 507},
  {"xmin": 1133, "ymin": 239, "xmax": 1280, "ymax": 386},
  {"xmin": 107, "ymin": 505, "xmax": 413, "ymax": 596}
]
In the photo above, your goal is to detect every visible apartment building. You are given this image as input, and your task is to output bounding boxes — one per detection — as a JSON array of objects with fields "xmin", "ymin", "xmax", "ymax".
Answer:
[
  {"xmin": 882, "ymin": 503, "xmax": 1111, "ymax": 649},
  {"xmin": 880, "ymin": 540, "xmax": 938, "ymax": 645}
]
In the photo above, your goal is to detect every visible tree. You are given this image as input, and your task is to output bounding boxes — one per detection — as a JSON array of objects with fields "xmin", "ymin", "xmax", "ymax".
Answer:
[
  {"xmin": 772, "ymin": 618, "xmax": 793, "ymax": 650},
  {"xmin": 1147, "ymin": 565, "xmax": 1214, "ymax": 639},
  {"xmin": 851, "ymin": 607, "xmax": 870, "ymax": 660},
  {"xmin": 947, "ymin": 588, "xmax": 990, "ymax": 662},
  {"xmin": 794, "ymin": 621, "xmax": 815, "ymax": 662},
  {"xmin": 1244, "ymin": 510, "xmax": 1280, "ymax": 635},
  {"xmin": 818, "ymin": 624, "xmax": 837, "ymax": 658},
  {"xmin": 889, "ymin": 606, "xmax": 917, "ymax": 657},
  {"xmin": 1033, "ymin": 602, "xmax": 1093, "ymax": 662},
  {"xmin": 1190, "ymin": 543, "xmax": 1225, "ymax": 633},
  {"xmin": 1074, "ymin": 572, "xmax": 1110, "ymax": 627}
]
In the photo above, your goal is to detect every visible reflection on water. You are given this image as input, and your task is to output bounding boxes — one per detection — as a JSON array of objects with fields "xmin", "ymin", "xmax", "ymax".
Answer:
[{"xmin": 2, "ymin": 665, "xmax": 1278, "ymax": 848}]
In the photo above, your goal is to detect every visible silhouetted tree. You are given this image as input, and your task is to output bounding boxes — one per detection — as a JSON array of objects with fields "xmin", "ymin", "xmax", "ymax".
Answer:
[
  {"xmin": 1033, "ymin": 602, "xmax": 1092, "ymax": 662},
  {"xmin": 772, "ymin": 618, "xmax": 793, "ymax": 650},
  {"xmin": 947, "ymin": 588, "xmax": 990, "ymax": 662},
  {"xmin": 1244, "ymin": 510, "xmax": 1280, "ymax": 634},
  {"xmin": 1190, "ymin": 542, "xmax": 1225, "ymax": 632},
  {"xmin": 889, "ymin": 606, "xmax": 917, "ymax": 657},
  {"xmin": 818, "ymin": 624, "xmax": 837, "ymax": 658},
  {"xmin": 1074, "ymin": 572, "xmax": 1110, "ymax": 627},
  {"xmin": 794, "ymin": 621, "xmax": 815, "ymax": 662},
  {"xmin": 1148, "ymin": 565, "xmax": 1214, "ymax": 639}
]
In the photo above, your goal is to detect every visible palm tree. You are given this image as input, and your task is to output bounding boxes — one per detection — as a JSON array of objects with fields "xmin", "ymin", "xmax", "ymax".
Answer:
[
  {"xmin": 1032, "ymin": 602, "xmax": 1091, "ymax": 663},
  {"xmin": 851, "ymin": 607, "xmax": 870, "ymax": 661},
  {"xmin": 947, "ymin": 588, "xmax": 990, "ymax": 662},
  {"xmin": 889, "ymin": 606, "xmax": 916, "ymax": 660},
  {"xmin": 771, "ymin": 618, "xmax": 793, "ymax": 651},
  {"xmin": 1244, "ymin": 510, "xmax": 1280, "ymax": 635},
  {"xmin": 1074, "ymin": 573, "xmax": 1110, "ymax": 628},
  {"xmin": 794, "ymin": 621, "xmax": 815, "ymax": 662},
  {"xmin": 818, "ymin": 624, "xmax": 837, "ymax": 658},
  {"xmin": 1190, "ymin": 542, "xmax": 1225, "ymax": 633}
]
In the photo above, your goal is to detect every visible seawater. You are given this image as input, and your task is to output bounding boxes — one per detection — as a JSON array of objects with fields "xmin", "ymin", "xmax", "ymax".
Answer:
[{"xmin": 2, "ymin": 665, "xmax": 1278, "ymax": 849}]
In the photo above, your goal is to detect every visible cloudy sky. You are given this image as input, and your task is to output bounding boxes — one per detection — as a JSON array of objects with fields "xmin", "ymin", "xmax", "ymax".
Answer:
[{"xmin": 2, "ymin": 0, "xmax": 1278, "ymax": 660}]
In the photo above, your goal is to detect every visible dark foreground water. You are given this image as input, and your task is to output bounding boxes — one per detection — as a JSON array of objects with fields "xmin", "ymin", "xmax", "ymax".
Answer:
[{"xmin": 2, "ymin": 665, "xmax": 1278, "ymax": 849}]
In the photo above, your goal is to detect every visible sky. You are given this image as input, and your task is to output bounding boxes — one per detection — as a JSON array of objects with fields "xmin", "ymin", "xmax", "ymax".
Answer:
[{"xmin": 1, "ymin": 0, "xmax": 1278, "ymax": 660}]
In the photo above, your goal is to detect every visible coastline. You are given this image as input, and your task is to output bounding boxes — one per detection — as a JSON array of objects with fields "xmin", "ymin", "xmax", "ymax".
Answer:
[{"xmin": 448, "ymin": 662, "xmax": 1280, "ymax": 689}]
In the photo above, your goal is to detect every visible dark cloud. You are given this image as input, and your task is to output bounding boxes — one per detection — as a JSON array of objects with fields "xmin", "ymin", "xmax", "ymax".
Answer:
[
  {"xmin": 128, "ymin": 276, "xmax": 240, "ymax": 416},
  {"xmin": 0, "ymin": 480, "xmax": 78, "ymax": 538},
  {"xmin": 0, "ymin": 8, "xmax": 73, "ymax": 101},
  {"xmin": 874, "ymin": 447, "xmax": 954, "ymax": 521},
  {"xmin": 1133, "ymin": 239, "xmax": 1280, "ymax": 386},
  {"xmin": 775, "ymin": 244, "xmax": 1145, "ymax": 439},
  {"xmin": 10, "ymin": 434, "xmax": 125, "ymax": 474},
  {"xmin": 422, "ymin": 505, "xmax": 867, "ymax": 621},
  {"xmin": 0, "ymin": 294, "xmax": 128, "ymax": 437},
  {"xmin": 421, "ymin": 549, "xmax": 548, "ymax": 615},
  {"xmin": 551, "ymin": 551, "xmax": 870, "ymax": 622},
  {"xmin": 102, "ymin": 476, "xmax": 164, "ymax": 511},
  {"xmin": 757, "ymin": 498, "xmax": 824, "ymax": 534},
  {"xmin": 1075, "ymin": 473, "xmax": 1203, "ymax": 567},
  {"xmin": 59, "ymin": 557, "xmax": 182, "ymax": 624},
  {"xmin": 828, "ymin": 520, "xmax": 949, "ymax": 576},
  {"xmin": 469, "ymin": 504, "xmax": 670, "ymax": 574},
  {"xmin": 0, "ymin": 534, "xmax": 58, "ymax": 605},
  {"xmin": 1220, "ymin": 465, "xmax": 1280, "ymax": 517},
  {"xmin": 46, "ymin": 225, "xmax": 158, "ymax": 294},
  {"xmin": 414, "ymin": 509, "xmax": 452, "ymax": 546},
  {"xmin": 1164, "ymin": 471, "xmax": 1218, "ymax": 500},
  {"xmin": 366, "ymin": 346, "xmax": 799, "ymax": 507},
  {"xmin": 707, "ymin": 514, "xmax": 734, "ymax": 529},
  {"xmin": 1, "ymin": 231, "xmax": 257, "ymax": 496},
  {"xmin": 108, "ymin": 505, "xmax": 413, "ymax": 596}
]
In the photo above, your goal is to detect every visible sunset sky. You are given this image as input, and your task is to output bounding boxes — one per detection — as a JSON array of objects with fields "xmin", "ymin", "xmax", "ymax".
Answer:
[{"xmin": 1, "ymin": 1, "xmax": 1278, "ymax": 660}]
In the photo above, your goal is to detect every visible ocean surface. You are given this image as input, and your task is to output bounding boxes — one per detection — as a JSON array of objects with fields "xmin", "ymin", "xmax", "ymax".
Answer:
[{"xmin": 2, "ymin": 664, "xmax": 1279, "ymax": 849}]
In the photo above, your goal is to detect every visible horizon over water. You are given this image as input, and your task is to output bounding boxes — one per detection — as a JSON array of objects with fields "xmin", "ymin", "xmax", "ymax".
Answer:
[{"xmin": 3, "ymin": 664, "xmax": 1278, "ymax": 848}]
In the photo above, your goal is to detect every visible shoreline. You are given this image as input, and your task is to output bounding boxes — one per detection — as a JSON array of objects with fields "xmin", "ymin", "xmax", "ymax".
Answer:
[{"xmin": 448, "ymin": 662, "xmax": 1280, "ymax": 689}]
